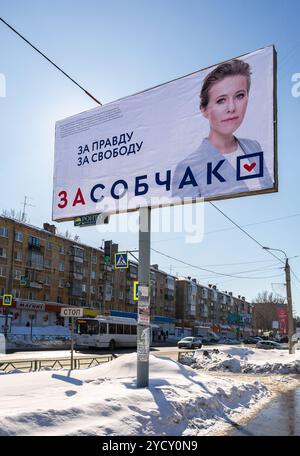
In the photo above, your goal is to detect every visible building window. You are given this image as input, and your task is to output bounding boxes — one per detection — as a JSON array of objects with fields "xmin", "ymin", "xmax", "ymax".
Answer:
[
  {"xmin": 59, "ymin": 261, "xmax": 64, "ymax": 272},
  {"xmin": 12, "ymin": 289, "xmax": 21, "ymax": 298},
  {"xmin": 72, "ymin": 246, "xmax": 84, "ymax": 259},
  {"xmin": 0, "ymin": 267, "xmax": 7, "ymax": 277},
  {"xmin": 14, "ymin": 270, "xmax": 22, "ymax": 280},
  {"xmin": 58, "ymin": 279, "xmax": 64, "ymax": 288},
  {"xmin": 15, "ymin": 231, "xmax": 23, "ymax": 242},
  {"xmin": 82, "ymin": 283, "xmax": 87, "ymax": 293},
  {"xmin": 91, "ymin": 270, "xmax": 96, "ymax": 279},
  {"xmin": 57, "ymin": 296, "xmax": 62, "ymax": 303},
  {"xmin": 0, "ymin": 247, "xmax": 7, "ymax": 258},
  {"xmin": 0, "ymin": 227, "xmax": 8, "ymax": 237},
  {"xmin": 29, "ymin": 236, "xmax": 40, "ymax": 247},
  {"xmin": 14, "ymin": 250, "xmax": 22, "ymax": 261},
  {"xmin": 44, "ymin": 276, "xmax": 50, "ymax": 286},
  {"xmin": 59, "ymin": 245, "xmax": 65, "ymax": 254},
  {"xmin": 29, "ymin": 251, "xmax": 44, "ymax": 269},
  {"xmin": 46, "ymin": 241, "xmax": 52, "ymax": 251},
  {"xmin": 44, "ymin": 258, "xmax": 52, "ymax": 269},
  {"xmin": 91, "ymin": 286, "xmax": 96, "ymax": 294},
  {"xmin": 91, "ymin": 255, "xmax": 97, "ymax": 264}
]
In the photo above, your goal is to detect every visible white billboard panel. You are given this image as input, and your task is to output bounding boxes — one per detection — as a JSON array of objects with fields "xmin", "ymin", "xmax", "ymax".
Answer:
[{"xmin": 53, "ymin": 45, "xmax": 277, "ymax": 221}]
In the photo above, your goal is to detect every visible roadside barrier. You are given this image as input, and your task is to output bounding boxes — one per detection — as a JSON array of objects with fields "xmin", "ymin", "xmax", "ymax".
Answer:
[{"xmin": 0, "ymin": 354, "xmax": 114, "ymax": 373}]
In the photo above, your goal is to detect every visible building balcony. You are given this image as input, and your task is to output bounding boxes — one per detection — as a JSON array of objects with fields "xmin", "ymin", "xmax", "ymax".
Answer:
[
  {"xmin": 71, "ymin": 272, "xmax": 83, "ymax": 280},
  {"xmin": 29, "ymin": 281, "xmax": 43, "ymax": 289},
  {"xmin": 26, "ymin": 262, "xmax": 44, "ymax": 271},
  {"xmin": 28, "ymin": 242, "xmax": 42, "ymax": 251},
  {"xmin": 71, "ymin": 255, "xmax": 83, "ymax": 263}
]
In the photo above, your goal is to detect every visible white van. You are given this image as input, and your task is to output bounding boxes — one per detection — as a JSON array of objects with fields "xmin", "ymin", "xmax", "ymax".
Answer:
[{"xmin": 194, "ymin": 326, "xmax": 219, "ymax": 342}]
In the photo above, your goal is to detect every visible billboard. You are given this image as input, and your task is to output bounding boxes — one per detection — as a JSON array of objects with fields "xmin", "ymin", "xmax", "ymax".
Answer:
[
  {"xmin": 53, "ymin": 45, "xmax": 277, "ymax": 221},
  {"xmin": 276, "ymin": 307, "xmax": 288, "ymax": 334}
]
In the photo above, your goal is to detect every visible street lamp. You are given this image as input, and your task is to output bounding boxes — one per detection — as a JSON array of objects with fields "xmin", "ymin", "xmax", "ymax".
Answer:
[{"xmin": 262, "ymin": 246, "xmax": 294, "ymax": 354}]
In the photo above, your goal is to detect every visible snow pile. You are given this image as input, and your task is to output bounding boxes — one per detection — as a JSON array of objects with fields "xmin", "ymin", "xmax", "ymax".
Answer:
[
  {"xmin": 181, "ymin": 347, "xmax": 300, "ymax": 375},
  {"xmin": 6, "ymin": 326, "xmax": 71, "ymax": 349},
  {"xmin": 9, "ymin": 325, "xmax": 71, "ymax": 336},
  {"xmin": 0, "ymin": 353, "xmax": 269, "ymax": 436}
]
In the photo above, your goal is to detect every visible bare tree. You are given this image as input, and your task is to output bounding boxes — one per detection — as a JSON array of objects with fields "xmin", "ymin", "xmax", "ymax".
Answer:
[
  {"xmin": 252, "ymin": 291, "xmax": 286, "ymax": 332},
  {"xmin": 2, "ymin": 208, "xmax": 29, "ymax": 223},
  {"xmin": 64, "ymin": 230, "xmax": 73, "ymax": 239}
]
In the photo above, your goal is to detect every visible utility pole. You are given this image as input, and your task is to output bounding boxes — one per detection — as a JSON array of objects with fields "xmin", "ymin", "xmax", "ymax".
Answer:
[
  {"xmin": 285, "ymin": 258, "xmax": 294, "ymax": 354},
  {"xmin": 263, "ymin": 247, "xmax": 295, "ymax": 354}
]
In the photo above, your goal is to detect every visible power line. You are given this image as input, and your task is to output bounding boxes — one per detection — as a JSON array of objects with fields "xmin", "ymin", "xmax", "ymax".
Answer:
[
  {"xmin": 291, "ymin": 268, "xmax": 300, "ymax": 285},
  {"xmin": 195, "ymin": 264, "xmax": 283, "ymax": 279},
  {"xmin": 209, "ymin": 202, "xmax": 300, "ymax": 286},
  {"xmin": 0, "ymin": 17, "xmax": 102, "ymax": 106},
  {"xmin": 151, "ymin": 212, "xmax": 300, "ymax": 246},
  {"xmin": 151, "ymin": 247, "xmax": 282, "ymax": 279},
  {"xmin": 210, "ymin": 273, "xmax": 284, "ymax": 287},
  {"xmin": 169, "ymin": 258, "xmax": 279, "ymax": 268},
  {"xmin": 209, "ymin": 202, "xmax": 285, "ymax": 264},
  {"xmin": 205, "ymin": 213, "xmax": 300, "ymax": 236}
]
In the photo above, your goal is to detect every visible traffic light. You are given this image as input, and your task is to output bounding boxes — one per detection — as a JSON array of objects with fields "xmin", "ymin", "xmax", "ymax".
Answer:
[{"xmin": 104, "ymin": 240, "xmax": 112, "ymax": 262}]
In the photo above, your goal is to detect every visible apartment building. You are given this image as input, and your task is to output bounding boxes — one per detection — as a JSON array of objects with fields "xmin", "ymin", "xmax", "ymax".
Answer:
[
  {"xmin": 0, "ymin": 215, "xmax": 252, "ymax": 335},
  {"xmin": 111, "ymin": 263, "xmax": 176, "ymax": 338},
  {"xmin": 0, "ymin": 217, "xmax": 177, "ymax": 333},
  {"xmin": 175, "ymin": 278, "xmax": 253, "ymax": 337},
  {"xmin": 0, "ymin": 216, "xmax": 108, "ymax": 325}
]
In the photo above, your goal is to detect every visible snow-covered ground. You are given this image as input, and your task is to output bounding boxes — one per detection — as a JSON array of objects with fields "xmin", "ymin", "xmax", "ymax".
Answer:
[
  {"xmin": 180, "ymin": 346, "xmax": 300, "ymax": 374},
  {"xmin": 0, "ymin": 352, "xmax": 270, "ymax": 436},
  {"xmin": 9, "ymin": 325, "xmax": 71, "ymax": 336},
  {"xmin": 4, "ymin": 325, "xmax": 71, "ymax": 350}
]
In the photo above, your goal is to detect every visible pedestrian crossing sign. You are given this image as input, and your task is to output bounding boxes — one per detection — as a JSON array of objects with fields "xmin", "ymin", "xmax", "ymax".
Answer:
[
  {"xmin": 2, "ymin": 294, "xmax": 13, "ymax": 306},
  {"xmin": 114, "ymin": 252, "xmax": 129, "ymax": 269}
]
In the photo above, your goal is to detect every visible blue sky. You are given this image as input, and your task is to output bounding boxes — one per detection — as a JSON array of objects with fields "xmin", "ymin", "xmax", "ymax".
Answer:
[{"xmin": 1, "ymin": 0, "xmax": 300, "ymax": 314}]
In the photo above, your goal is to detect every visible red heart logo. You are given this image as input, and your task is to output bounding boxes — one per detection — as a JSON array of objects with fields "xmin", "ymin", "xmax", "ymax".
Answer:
[{"xmin": 244, "ymin": 162, "xmax": 256, "ymax": 172}]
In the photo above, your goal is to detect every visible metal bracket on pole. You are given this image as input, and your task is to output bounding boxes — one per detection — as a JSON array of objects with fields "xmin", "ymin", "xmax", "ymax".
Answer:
[{"xmin": 137, "ymin": 207, "xmax": 151, "ymax": 388}]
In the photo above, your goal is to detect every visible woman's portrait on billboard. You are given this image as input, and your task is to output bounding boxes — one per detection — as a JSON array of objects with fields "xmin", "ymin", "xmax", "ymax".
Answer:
[{"xmin": 172, "ymin": 58, "xmax": 273, "ymax": 199}]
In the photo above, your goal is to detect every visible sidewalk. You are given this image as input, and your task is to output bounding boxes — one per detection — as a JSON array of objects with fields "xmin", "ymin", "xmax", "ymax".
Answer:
[{"xmin": 151, "ymin": 339, "xmax": 179, "ymax": 347}]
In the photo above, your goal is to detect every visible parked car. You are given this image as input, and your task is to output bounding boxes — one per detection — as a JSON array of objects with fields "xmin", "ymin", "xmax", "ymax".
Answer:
[
  {"xmin": 217, "ymin": 337, "xmax": 241, "ymax": 345},
  {"xmin": 177, "ymin": 337, "xmax": 202, "ymax": 349},
  {"xmin": 256, "ymin": 340, "xmax": 285, "ymax": 349},
  {"xmin": 201, "ymin": 336, "xmax": 220, "ymax": 344},
  {"xmin": 279, "ymin": 336, "xmax": 288, "ymax": 343},
  {"xmin": 243, "ymin": 336, "xmax": 262, "ymax": 344},
  {"xmin": 292, "ymin": 333, "xmax": 300, "ymax": 343}
]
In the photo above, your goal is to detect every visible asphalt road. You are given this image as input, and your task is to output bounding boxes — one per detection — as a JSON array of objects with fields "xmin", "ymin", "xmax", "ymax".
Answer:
[{"xmin": 0, "ymin": 345, "xmax": 181, "ymax": 362}]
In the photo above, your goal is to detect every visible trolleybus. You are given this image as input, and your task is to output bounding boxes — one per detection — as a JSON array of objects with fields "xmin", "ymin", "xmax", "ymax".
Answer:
[{"xmin": 75, "ymin": 315, "xmax": 139, "ymax": 350}]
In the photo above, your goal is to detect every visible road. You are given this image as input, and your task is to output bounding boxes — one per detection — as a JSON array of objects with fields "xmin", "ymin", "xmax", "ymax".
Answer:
[
  {"xmin": 0, "ymin": 344, "xmax": 259, "ymax": 363},
  {"xmin": 0, "ymin": 345, "xmax": 180, "ymax": 362}
]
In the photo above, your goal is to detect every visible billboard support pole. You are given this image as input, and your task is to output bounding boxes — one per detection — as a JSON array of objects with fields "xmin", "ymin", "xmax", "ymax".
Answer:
[
  {"xmin": 137, "ymin": 207, "xmax": 151, "ymax": 388},
  {"xmin": 70, "ymin": 317, "xmax": 74, "ymax": 370}
]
